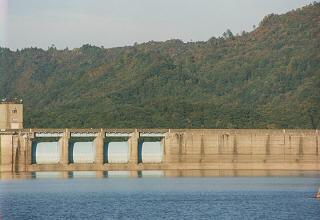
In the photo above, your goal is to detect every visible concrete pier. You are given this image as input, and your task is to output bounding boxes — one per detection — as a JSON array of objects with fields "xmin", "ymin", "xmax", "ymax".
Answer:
[{"xmin": 0, "ymin": 128, "xmax": 319, "ymax": 172}]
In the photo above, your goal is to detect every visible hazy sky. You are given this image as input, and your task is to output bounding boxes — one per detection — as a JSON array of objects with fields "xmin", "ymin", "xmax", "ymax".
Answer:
[{"xmin": 0, "ymin": 0, "xmax": 316, "ymax": 50}]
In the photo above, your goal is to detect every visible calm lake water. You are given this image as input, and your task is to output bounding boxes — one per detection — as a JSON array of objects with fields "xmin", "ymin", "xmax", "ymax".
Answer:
[{"xmin": 0, "ymin": 171, "xmax": 319, "ymax": 220}]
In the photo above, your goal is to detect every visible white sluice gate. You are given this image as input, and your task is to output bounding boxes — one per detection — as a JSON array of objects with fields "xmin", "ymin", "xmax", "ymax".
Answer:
[
  {"xmin": 33, "ymin": 142, "xmax": 60, "ymax": 164},
  {"xmin": 141, "ymin": 142, "xmax": 163, "ymax": 163},
  {"xmin": 107, "ymin": 142, "xmax": 129, "ymax": 163},
  {"xmin": 70, "ymin": 142, "xmax": 96, "ymax": 163}
]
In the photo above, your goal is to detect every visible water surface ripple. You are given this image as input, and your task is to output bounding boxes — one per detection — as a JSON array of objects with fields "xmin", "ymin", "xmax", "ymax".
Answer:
[{"xmin": 0, "ymin": 175, "xmax": 319, "ymax": 220}]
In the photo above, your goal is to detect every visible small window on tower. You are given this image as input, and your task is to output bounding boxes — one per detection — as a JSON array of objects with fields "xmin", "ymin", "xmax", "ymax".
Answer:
[{"xmin": 12, "ymin": 109, "xmax": 17, "ymax": 114}]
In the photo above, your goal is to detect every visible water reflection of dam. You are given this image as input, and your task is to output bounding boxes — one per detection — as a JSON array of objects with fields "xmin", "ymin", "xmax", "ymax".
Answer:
[
  {"xmin": 1, "ymin": 170, "xmax": 320, "ymax": 180},
  {"xmin": 0, "ymin": 128, "xmax": 319, "ymax": 172}
]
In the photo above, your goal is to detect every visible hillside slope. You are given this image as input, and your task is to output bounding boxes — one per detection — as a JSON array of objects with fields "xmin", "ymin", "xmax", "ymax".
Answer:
[{"xmin": 0, "ymin": 3, "xmax": 319, "ymax": 128}]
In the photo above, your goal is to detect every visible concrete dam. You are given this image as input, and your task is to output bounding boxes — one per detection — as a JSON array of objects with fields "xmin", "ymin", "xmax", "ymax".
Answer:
[
  {"xmin": 0, "ymin": 101, "xmax": 319, "ymax": 173},
  {"xmin": 1, "ymin": 128, "xmax": 319, "ymax": 172}
]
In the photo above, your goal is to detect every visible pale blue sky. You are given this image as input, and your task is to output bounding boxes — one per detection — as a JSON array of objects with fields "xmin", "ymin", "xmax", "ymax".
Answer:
[{"xmin": 1, "ymin": 0, "xmax": 317, "ymax": 50}]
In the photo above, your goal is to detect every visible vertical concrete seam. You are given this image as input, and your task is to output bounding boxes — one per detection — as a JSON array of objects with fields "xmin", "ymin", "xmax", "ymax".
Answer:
[
  {"xmin": 266, "ymin": 134, "xmax": 270, "ymax": 155},
  {"xmin": 250, "ymin": 134, "xmax": 253, "ymax": 155},
  {"xmin": 24, "ymin": 136, "xmax": 27, "ymax": 171},
  {"xmin": 11, "ymin": 135, "xmax": 13, "ymax": 172},
  {"xmin": 283, "ymin": 130, "xmax": 286, "ymax": 160},
  {"xmin": 200, "ymin": 134, "xmax": 204, "ymax": 163},
  {"xmin": 0, "ymin": 134, "xmax": 1, "ymax": 166},
  {"xmin": 316, "ymin": 129, "xmax": 319, "ymax": 156},
  {"xmin": 298, "ymin": 136, "xmax": 303, "ymax": 162},
  {"xmin": 178, "ymin": 133, "xmax": 182, "ymax": 163},
  {"xmin": 289, "ymin": 135, "xmax": 292, "ymax": 150},
  {"xmin": 218, "ymin": 134, "xmax": 221, "ymax": 155},
  {"xmin": 14, "ymin": 136, "xmax": 19, "ymax": 172},
  {"xmin": 233, "ymin": 134, "xmax": 237, "ymax": 155}
]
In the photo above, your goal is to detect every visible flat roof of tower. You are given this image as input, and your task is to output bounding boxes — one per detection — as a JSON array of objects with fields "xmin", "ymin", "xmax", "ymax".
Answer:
[{"xmin": 0, "ymin": 98, "xmax": 23, "ymax": 104}]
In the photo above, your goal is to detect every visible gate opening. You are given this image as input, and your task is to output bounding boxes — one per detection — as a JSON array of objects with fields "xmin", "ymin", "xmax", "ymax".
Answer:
[
  {"xmin": 138, "ymin": 137, "xmax": 163, "ymax": 163},
  {"xmin": 31, "ymin": 137, "xmax": 60, "ymax": 164},
  {"xmin": 104, "ymin": 137, "xmax": 129, "ymax": 163},
  {"xmin": 69, "ymin": 137, "xmax": 96, "ymax": 163}
]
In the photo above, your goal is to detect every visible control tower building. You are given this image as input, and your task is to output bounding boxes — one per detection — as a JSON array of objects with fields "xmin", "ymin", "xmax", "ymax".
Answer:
[{"xmin": 0, "ymin": 98, "xmax": 23, "ymax": 129}]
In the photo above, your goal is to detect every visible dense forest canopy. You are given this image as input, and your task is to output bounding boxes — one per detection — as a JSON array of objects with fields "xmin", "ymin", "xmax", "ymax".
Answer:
[{"xmin": 0, "ymin": 3, "xmax": 319, "ymax": 129}]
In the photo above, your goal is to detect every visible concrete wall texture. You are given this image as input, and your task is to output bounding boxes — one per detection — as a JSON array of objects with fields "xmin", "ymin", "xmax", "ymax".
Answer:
[{"xmin": 0, "ymin": 129, "xmax": 319, "ymax": 172}]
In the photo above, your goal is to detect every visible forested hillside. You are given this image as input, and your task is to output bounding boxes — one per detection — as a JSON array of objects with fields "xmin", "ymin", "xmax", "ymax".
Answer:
[{"xmin": 0, "ymin": 3, "xmax": 319, "ymax": 129}]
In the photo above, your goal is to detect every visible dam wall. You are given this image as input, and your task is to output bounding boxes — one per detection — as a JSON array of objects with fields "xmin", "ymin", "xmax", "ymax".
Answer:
[{"xmin": 0, "ymin": 129, "xmax": 319, "ymax": 172}]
